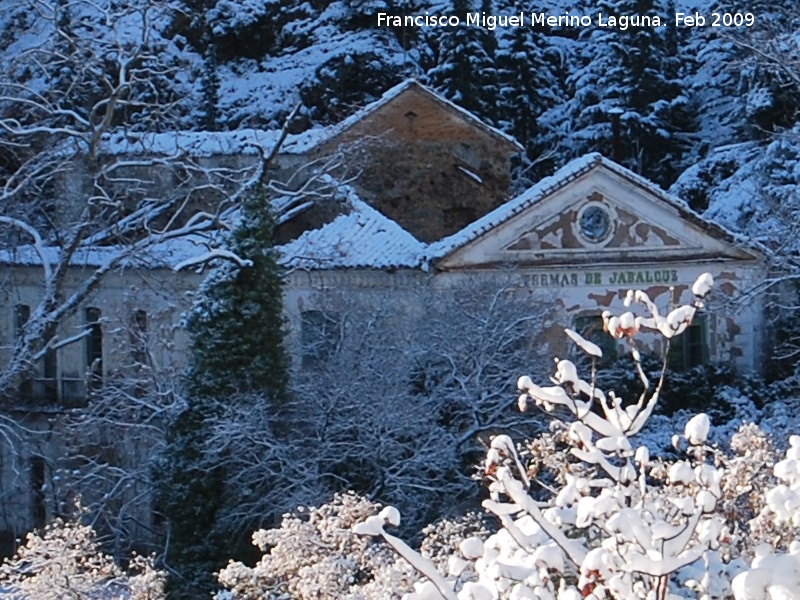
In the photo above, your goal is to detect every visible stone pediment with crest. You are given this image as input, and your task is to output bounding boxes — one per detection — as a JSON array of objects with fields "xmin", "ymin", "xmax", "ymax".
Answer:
[{"xmin": 428, "ymin": 154, "xmax": 759, "ymax": 270}]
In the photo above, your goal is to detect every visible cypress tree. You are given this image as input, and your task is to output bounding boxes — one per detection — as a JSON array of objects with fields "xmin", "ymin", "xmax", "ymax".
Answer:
[
  {"xmin": 155, "ymin": 181, "xmax": 288, "ymax": 598},
  {"xmin": 199, "ymin": 38, "xmax": 220, "ymax": 131},
  {"xmin": 184, "ymin": 182, "xmax": 288, "ymax": 400}
]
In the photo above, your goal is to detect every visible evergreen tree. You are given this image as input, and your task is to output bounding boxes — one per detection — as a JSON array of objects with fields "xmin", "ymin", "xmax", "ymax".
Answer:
[
  {"xmin": 495, "ymin": 14, "xmax": 564, "ymax": 179},
  {"xmin": 185, "ymin": 183, "xmax": 288, "ymax": 400},
  {"xmin": 427, "ymin": 0, "xmax": 498, "ymax": 122},
  {"xmin": 562, "ymin": 0, "xmax": 698, "ymax": 187},
  {"xmin": 295, "ymin": 0, "xmax": 416, "ymax": 124},
  {"xmin": 154, "ymin": 407, "xmax": 223, "ymax": 598},
  {"xmin": 686, "ymin": 0, "xmax": 800, "ymax": 150},
  {"xmin": 155, "ymin": 181, "xmax": 288, "ymax": 598},
  {"xmin": 199, "ymin": 38, "xmax": 220, "ymax": 131},
  {"xmin": 726, "ymin": 0, "xmax": 800, "ymax": 137}
]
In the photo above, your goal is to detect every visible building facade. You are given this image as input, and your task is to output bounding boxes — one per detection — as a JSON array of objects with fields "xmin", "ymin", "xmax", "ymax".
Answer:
[{"xmin": 0, "ymin": 79, "xmax": 765, "ymax": 550}]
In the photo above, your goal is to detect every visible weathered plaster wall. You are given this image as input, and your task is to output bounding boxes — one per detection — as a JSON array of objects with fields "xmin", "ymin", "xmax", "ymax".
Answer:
[
  {"xmin": 0, "ymin": 266, "xmax": 201, "ymax": 545},
  {"xmin": 284, "ymin": 261, "xmax": 764, "ymax": 374}
]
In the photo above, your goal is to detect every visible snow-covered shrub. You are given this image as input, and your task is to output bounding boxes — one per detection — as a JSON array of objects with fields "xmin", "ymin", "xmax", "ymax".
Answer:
[
  {"xmin": 419, "ymin": 513, "xmax": 493, "ymax": 576},
  {"xmin": 0, "ymin": 516, "xmax": 164, "ymax": 599},
  {"xmin": 216, "ymin": 492, "xmax": 415, "ymax": 600},
  {"xmin": 596, "ymin": 349, "xmax": 762, "ymax": 427},
  {"xmin": 205, "ymin": 281, "xmax": 555, "ymax": 545},
  {"xmin": 216, "ymin": 495, "xmax": 500, "ymax": 600},
  {"xmin": 729, "ymin": 435, "xmax": 800, "ymax": 599},
  {"xmin": 350, "ymin": 273, "xmax": 800, "ymax": 600}
]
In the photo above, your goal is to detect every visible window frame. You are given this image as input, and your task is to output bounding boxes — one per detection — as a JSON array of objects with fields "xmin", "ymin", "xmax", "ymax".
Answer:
[{"xmin": 669, "ymin": 312, "xmax": 709, "ymax": 370}]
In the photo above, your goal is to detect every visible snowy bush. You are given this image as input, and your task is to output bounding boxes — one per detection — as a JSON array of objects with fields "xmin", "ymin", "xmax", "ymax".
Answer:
[
  {"xmin": 0, "ymin": 516, "xmax": 165, "ymax": 599},
  {"xmin": 347, "ymin": 273, "xmax": 800, "ymax": 600},
  {"xmin": 199, "ymin": 282, "xmax": 555, "ymax": 545},
  {"xmin": 216, "ymin": 494, "xmax": 497, "ymax": 600},
  {"xmin": 216, "ymin": 493, "xmax": 415, "ymax": 600}
]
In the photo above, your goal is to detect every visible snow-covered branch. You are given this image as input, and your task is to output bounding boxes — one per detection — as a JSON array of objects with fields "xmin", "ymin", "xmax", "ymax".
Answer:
[{"xmin": 348, "ymin": 273, "xmax": 764, "ymax": 599}]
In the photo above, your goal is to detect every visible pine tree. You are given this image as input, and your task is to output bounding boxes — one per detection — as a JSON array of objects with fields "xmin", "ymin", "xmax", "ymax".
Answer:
[
  {"xmin": 562, "ymin": 0, "xmax": 698, "ymax": 187},
  {"xmin": 427, "ymin": 0, "xmax": 498, "ymax": 122},
  {"xmin": 155, "ymin": 181, "xmax": 288, "ymax": 598},
  {"xmin": 495, "ymin": 15, "xmax": 564, "ymax": 177},
  {"xmin": 199, "ymin": 38, "xmax": 220, "ymax": 131}
]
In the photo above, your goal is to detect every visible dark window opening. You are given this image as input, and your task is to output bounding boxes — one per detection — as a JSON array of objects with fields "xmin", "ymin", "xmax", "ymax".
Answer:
[
  {"xmin": 14, "ymin": 304, "xmax": 30, "ymax": 333},
  {"xmin": 670, "ymin": 313, "xmax": 708, "ymax": 370},
  {"xmin": 85, "ymin": 307, "xmax": 103, "ymax": 391},
  {"xmin": 131, "ymin": 309, "xmax": 149, "ymax": 398},
  {"xmin": 30, "ymin": 456, "xmax": 46, "ymax": 528},
  {"xmin": 40, "ymin": 346, "xmax": 58, "ymax": 403},
  {"xmin": 14, "ymin": 305, "xmax": 32, "ymax": 398},
  {"xmin": 574, "ymin": 314, "xmax": 618, "ymax": 368}
]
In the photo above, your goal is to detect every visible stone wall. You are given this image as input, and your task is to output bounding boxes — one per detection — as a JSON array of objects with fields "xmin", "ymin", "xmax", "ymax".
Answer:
[{"xmin": 314, "ymin": 86, "xmax": 519, "ymax": 242}]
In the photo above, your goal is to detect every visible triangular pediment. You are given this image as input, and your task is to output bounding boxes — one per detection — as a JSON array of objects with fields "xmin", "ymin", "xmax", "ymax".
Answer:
[{"xmin": 432, "ymin": 157, "xmax": 759, "ymax": 269}]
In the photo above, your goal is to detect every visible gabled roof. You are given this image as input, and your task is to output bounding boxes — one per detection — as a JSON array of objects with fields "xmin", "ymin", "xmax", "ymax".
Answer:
[
  {"xmin": 101, "ymin": 79, "xmax": 522, "ymax": 158},
  {"xmin": 276, "ymin": 184, "xmax": 425, "ymax": 270},
  {"xmin": 314, "ymin": 79, "xmax": 524, "ymax": 152},
  {"xmin": 1, "ymin": 155, "xmax": 758, "ymax": 274},
  {"xmin": 425, "ymin": 153, "xmax": 757, "ymax": 264}
]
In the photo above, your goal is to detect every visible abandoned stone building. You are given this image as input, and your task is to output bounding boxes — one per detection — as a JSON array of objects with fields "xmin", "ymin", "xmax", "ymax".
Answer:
[{"xmin": 0, "ymin": 79, "xmax": 765, "ymax": 549}]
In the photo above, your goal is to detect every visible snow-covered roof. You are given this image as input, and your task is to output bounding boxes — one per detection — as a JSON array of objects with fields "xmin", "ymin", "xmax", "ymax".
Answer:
[
  {"xmin": 0, "ymin": 154, "xmax": 755, "ymax": 274},
  {"xmin": 0, "ymin": 235, "xmax": 225, "ymax": 271},
  {"xmin": 276, "ymin": 186, "xmax": 424, "ymax": 270},
  {"xmin": 426, "ymin": 153, "xmax": 752, "ymax": 262},
  {"xmin": 101, "ymin": 128, "xmax": 327, "ymax": 157},
  {"xmin": 100, "ymin": 79, "xmax": 522, "ymax": 158},
  {"xmin": 0, "ymin": 185, "xmax": 424, "ymax": 272},
  {"xmin": 315, "ymin": 79, "xmax": 524, "ymax": 152}
]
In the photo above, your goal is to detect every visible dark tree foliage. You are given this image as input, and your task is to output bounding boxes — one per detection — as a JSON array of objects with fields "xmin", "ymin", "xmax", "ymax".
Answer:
[
  {"xmin": 427, "ymin": 0, "xmax": 499, "ymax": 123},
  {"xmin": 299, "ymin": 48, "xmax": 410, "ymax": 124},
  {"xmin": 153, "ymin": 406, "xmax": 225, "ymax": 598},
  {"xmin": 563, "ymin": 0, "xmax": 698, "ymax": 187},
  {"xmin": 727, "ymin": 0, "xmax": 800, "ymax": 137},
  {"xmin": 156, "ymin": 182, "xmax": 288, "ymax": 598},
  {"xmin": 199, "ymin": 39, "xmax": 220, "ymax": 131},
  {"xmin": 494, "ymin": 11, "xmax": 565, "ymax": 181},
  {"xmin": 184, "ymin": 183, "xmax": 288, "ymax": 400}
]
